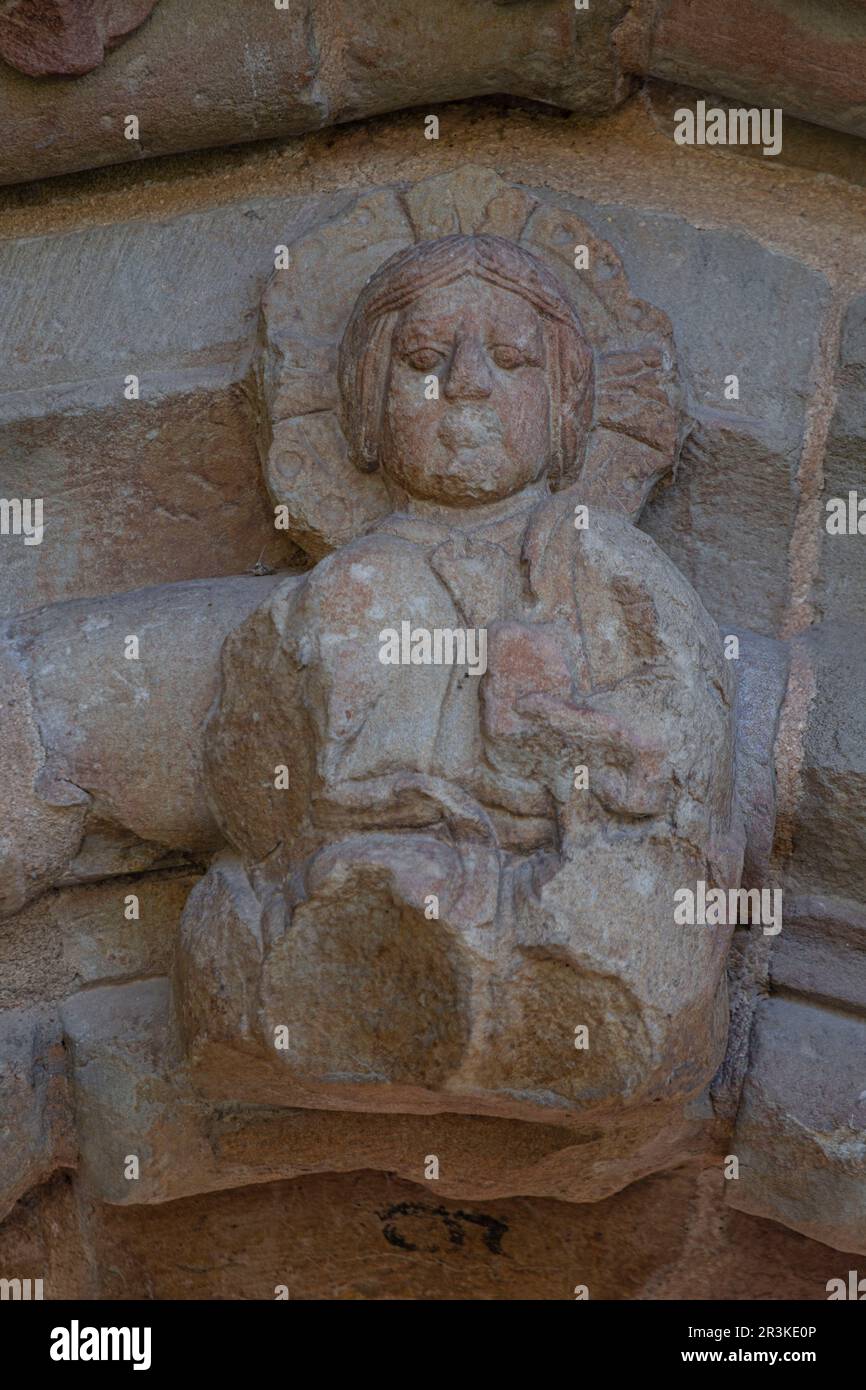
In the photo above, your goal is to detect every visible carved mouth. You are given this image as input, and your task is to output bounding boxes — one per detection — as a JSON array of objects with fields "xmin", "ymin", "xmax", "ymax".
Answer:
[{"xmin": 437, "ymin": 407, "xmax": 503, "ymax": 451}]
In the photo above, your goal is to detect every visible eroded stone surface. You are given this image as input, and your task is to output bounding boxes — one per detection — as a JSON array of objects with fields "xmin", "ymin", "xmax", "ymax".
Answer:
[
  {"xmin": 61, "ymin": 974, "xmax": 716, "ymax": 1207},
  {"xmin": 3, "ymin": 0, "xmax": 866, "ymax": 191},
  {"xmin": 727, "ymin": 996, "xmax": 866, "ymax": 1254},
  {"xmin": 563, "ymin": 198, "xmax": 830, "ymax": 636},
  {"xmin": 0, "ymin": 190, "xmax": 350, "ymax": 617},
  {"xmin": 770, "ymin": 897, "xmax": 866, "ymax": 1017},
  {"xmin": 180, "ymin": 178, "xmax": 744, "ymax": 1197},
  {"xmin": 2, "ymin": 144, "xmax": 862, "ymax": 1289},
  {"xmin": 258, "ymin": 171, "xmax": 683, "ymax": 560},
  {"xmin": 0, "ymin": 871, "xmax": 200, "ymax": 1011},
  {"xmin": 817, "ymin": 292, "xmax": 866, "ymax": 626},
  {"xmin": 0, "ymin": 0, "xmax": 633, "ymax": 186},
  {"xmin": 643, "ymin": 0, "xmax": 866, "ymax": 141},
  {"xmin": 0, "ymin": 1005, "xmax": 75, "ymax": 1222},
  {"xmin": 0, "ymin": 1173, "xmax": 93, "ymax": 1299},
  {"xmin": 0, "ymin": 0, "xmax": 159, "ymax": 77},
  {"xmin": 0, "ymin": 0, "xmax": 320, "ymax": 185},
  {"xmin": 0, "ymin": 1164, "xmax": 850, "ymax": 1301},
  {"xmin": 788, "ymin": 622, "xmax": 866, "ymax": 903},
  {"xmin": 0, "ymin": 576, "xmax": 281, "ymax": 918},
  {"xmin": 0, "ymin": 640, "xmax": 87, "ymax": 920},
  {"xmin": 0, "ymin": 385, "xmax": 291, "ymax": 621},
  {"xmin": 730, "ymin": 629, "xmax": 788, "ymax": 888}
]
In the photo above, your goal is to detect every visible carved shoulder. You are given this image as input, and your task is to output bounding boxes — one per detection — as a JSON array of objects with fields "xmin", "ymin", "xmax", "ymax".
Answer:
[{"xmin": 526, "ymin": 492, "xmax": 733, "ymax": 706}]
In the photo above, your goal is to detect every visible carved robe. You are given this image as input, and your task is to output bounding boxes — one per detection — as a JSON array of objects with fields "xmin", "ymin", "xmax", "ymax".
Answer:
[{"xmin": 198, "ymin": 487, "xmax": 743, "ymax": 1117}]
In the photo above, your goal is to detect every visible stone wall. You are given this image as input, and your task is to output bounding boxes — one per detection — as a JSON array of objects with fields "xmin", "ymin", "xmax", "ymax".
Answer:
[{"xmin": 1, "ymin": 0, "xmax": 866, "ymax": 1303}]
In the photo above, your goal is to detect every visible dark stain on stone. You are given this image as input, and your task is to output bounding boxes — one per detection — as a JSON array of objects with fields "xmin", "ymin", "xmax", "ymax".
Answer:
[{"xmin": 377, "ymin": 1200, "xmax": 509, "ymax": 1255}]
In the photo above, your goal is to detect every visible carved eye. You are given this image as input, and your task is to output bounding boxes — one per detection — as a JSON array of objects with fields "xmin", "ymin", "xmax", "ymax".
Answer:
[
  {"xmin": 490, "ymin": 345, "xmax": 523, "ymax": 370},
  {"xmin": 406, "ymin": 348, "xmax": 442, "ymax": 371}
]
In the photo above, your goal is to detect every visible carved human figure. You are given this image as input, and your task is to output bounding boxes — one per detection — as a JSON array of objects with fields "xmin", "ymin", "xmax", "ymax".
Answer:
[{"xmin": 181, "ymin": 235, "xmax": 744, "ymax": 1135}]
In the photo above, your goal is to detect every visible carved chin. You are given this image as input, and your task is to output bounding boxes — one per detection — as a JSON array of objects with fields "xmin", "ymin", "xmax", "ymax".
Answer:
[{"xmin": 385, "ymin": 448, "xmax": 538, "ymax": 504}]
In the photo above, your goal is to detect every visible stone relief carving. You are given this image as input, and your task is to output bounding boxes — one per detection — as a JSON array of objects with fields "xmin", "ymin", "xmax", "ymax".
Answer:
[
  {"xmin": 174, "ymin": 171, "xmax": 745, "ymax": 1193},
  {"xmin": 2, "ymin": 169, "xmax": 784, "ymax": 1215}
]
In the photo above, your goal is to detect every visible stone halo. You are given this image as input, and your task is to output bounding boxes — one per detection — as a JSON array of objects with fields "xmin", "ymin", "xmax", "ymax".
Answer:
[{"xmin": 256, "ymin": 165, "xmax": 683, "ymax": 560}]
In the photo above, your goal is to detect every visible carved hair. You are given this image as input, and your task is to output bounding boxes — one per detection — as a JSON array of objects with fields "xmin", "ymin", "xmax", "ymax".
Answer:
[{"xmin": 338, "ymin": 234, "xmax": 594, "ymax": 485}]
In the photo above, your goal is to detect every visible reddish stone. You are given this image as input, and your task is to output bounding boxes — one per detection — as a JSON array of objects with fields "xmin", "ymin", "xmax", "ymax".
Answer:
[
  {"xmin": 0, "ymin": 0, "xmax": 159, "ymax": 78},
  {"xmin": 646, "ymin": 0, "xmax": 866, "ymax": 139}
]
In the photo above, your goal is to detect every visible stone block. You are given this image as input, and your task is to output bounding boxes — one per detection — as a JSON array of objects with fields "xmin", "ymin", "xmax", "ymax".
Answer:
[
  {"xmin": 644, "ymin": 0, "xmax": 866, "ymax": 141},
  {"xmin": 788, "ymin": 622, "xmax": 866, "ymax": 902},
  {"xmin": 0, "ymin": 1006, "xmax": 75, "ymax": 1221},
  {"xmin": 727, "ymin": 996, "xmax": 866, "ymax": 1254},
  {"xmin": 771, "ymin": 896, "xmax": 866, "ymax": 1016},
  {"xmin": 816, "ymin": 291, "xmax": 866, "ymax": 624},
  {"xmin": 0, "ymin": 871, "xmax": 201, "ymax": 1012},
  {"xmin": 561, "ymin": 198, "xmax": 830, "ymax": 635}
]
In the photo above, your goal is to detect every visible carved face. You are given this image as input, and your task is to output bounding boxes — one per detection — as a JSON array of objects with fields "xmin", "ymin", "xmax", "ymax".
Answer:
[{"xmin": 379, "ymin": 276, "xmax": 553, "ymax": 506}]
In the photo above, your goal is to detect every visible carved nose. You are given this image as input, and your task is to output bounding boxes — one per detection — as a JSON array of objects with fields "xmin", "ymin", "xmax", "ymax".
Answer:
[{"xmin": 443, "ymin": 336, "xmax": 493, "ymax": 400}]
